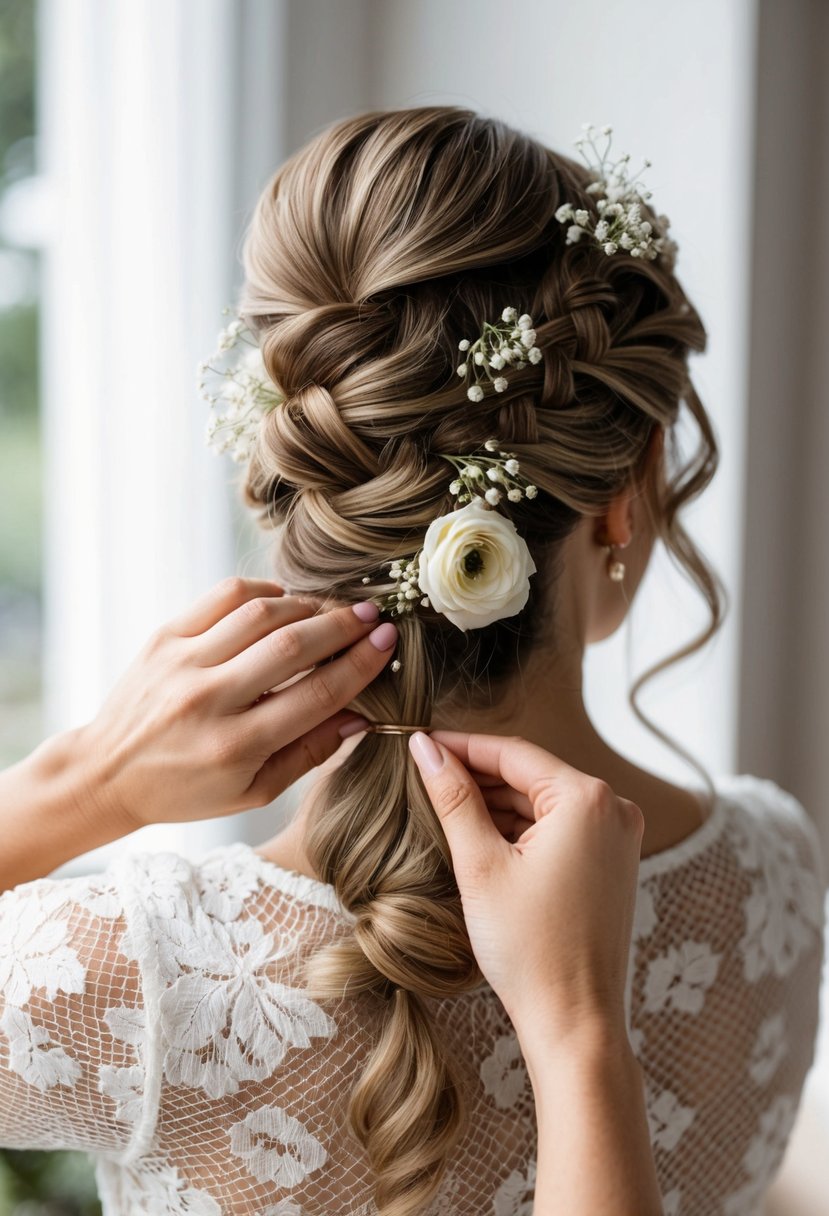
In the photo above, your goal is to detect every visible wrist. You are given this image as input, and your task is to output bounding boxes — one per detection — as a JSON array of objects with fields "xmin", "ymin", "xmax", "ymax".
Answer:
[
  {"xmin": 509, "ymin": 1000, "xmax": 636, "ymax": 1075},
  {"xmin": 0, "ymin": 726, "xmax": 136, "ymax": 890},
  {"xmin": 520, "ymin": 1019, "xmax": 641, "ymax": 1115}
]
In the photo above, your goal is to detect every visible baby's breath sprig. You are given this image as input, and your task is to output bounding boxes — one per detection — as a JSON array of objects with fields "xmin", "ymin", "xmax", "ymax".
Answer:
[
  {"xmin": 198, "ymin": 307, "xmax": 284, "ymax": 463},
  {"xmin": 441, "ymin": 438, "xmax": 539, "ymax": 507},
  {"xmin": 555, "ymin": 123, "xmax": 678, "ymax": 266},
  {"xmin": 377, "ymin": 554, "xmax": 430, "ymax": 618},
  {"xmin": 457, "ymin": 307, "xmax": 543, "ymax": 402}
]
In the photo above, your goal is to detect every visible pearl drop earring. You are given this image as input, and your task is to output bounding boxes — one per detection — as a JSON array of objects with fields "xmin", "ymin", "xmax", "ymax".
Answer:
[{"xmin": 606, "ymin": 544, "xmax": 626, "ymax": 582}]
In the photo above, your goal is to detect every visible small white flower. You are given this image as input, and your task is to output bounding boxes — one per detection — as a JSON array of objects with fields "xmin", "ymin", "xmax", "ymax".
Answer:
[
  {"xmin": 486, "ymin": 468, "xmax": 502, "ymax": 482},
  {"xmin": 507, "ymin": 488, "xmax": 522, "ymax": 502},
  {"xmin": 229, "ymin": 1104, "xmax": 326, "ymax": 1187},
  {"xmin": 501, "ymin": 306, "xmax": 517, "ymax": 323},
  {"xmin": 528, "ymin": 347, "xmax": 542, "ymax": 364},
  {"xmin": 603, "ymin": 241, "xmax": 618, "ymax": 255},
  {"xmin": 480, "ymin": 1034, "xmax": 528, "ymax": 1109},
  {"xmin": 467, "ymin": 385, "xmax": 484, "ymax": 402},
  {"xmin": 361, "ymin": 576, "xmax": 370, "ymax": 584},
  {"xmin": 493, "ymin": 376, "xmax": 508, "ymax": 393},
  {"xmin": 555, "ymin": 203, "xmax": 574, "ymax": 222},
  {"xmin": 417, "ymin": 499, "xmax": 537, "ymax": 631},
  {"xmin": 474, "ymin": 351, "xmax": 485, "ymax": 365},
  {"xmin": 421, "ymin": 596, "xmax": 430, "ymax": 607},
  {"xmin": 574, "ymin": 209, "xmax": 589, "ymax": 225},
  {"xmin": 484, "ymin": 487, "xmax": 502, "ymax": 505},
  {"xmin": 456, "ymin": 363, "xmax": 467, "ymax": 377},
  {"xmin": 517, "ymin": 314, "xmax": 533, "ymax": 329},
  {"xmin": 643, "ymin": 941, "xmax": 722, "ymax": 1015},
  {"xmin": 458, "ymin": 338, "xmax": 470, "ymax": 351},
  {"xmin": 489, "ymin": 354, "xmax": 506, "ymax": 370},
  {"xmin": 646, "ymin": 1086, "xmax": 695, "ymax": 1153},
  {"xmin": 525, "ymin": 485, "xmax": 538, "ymax": 498},
  {"xmin": 505, "ymin": 459, "xmax": 519, "ymax": 474},
  {"xmin": 449, "ymin": 479, "xmax": 462, "ymax": 495},
  {"xmin": 484, "ymin": 438, "xmax": 500, "ymax": 452},
  {"xmin": 749, "ymin": 1012, "xmax": 788, "ymax": 1086},
  {"xmin": 566, "ymin": 225, "xmax": 583, "ymax": 243},
  {"xmin": 520, "ymin": 329, "xmax": 536, "ymax": 348}
]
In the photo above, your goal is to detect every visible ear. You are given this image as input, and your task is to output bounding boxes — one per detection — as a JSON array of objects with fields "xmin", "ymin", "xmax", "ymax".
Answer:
[
  {"xmin": 596, "ymin": 424, "xmax": 663, "ymax": 548},
  {"xmin": 602, "ymin": 488, "xmax": 635, "ymax": 548}
]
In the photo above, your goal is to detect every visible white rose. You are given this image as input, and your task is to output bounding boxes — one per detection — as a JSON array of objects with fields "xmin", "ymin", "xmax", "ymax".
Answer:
[{"xmin": 417, "ymin": 498, "xmax": 537, "ymax": 631}]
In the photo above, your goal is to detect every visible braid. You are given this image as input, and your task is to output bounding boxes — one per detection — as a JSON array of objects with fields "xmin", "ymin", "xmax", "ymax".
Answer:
[{"xmin": 237, "ymin": 105, "xmax": 723, "ymax": 1214}]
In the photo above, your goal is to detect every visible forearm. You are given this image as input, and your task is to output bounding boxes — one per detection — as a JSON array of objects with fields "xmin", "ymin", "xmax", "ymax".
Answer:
[
  {"xmin": 516, "ymin": 1018, "xmax": 663, "ymax": 1216},
  {"xmin": 0, "ymin": 727, "xmax": 133, "ymax": 891}
]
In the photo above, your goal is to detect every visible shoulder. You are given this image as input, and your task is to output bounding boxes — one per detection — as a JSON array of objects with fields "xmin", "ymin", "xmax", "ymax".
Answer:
[
  {"xmin": 713, "ymin": 773, "xmax": 826, "ymax": 984},
  {"xmin": 715, "ymin": 773, "xmax": 827, "ymax": 893},
  {"xmin": 632, "ymin": 773, "xmax": 826, "ymax": 981}
]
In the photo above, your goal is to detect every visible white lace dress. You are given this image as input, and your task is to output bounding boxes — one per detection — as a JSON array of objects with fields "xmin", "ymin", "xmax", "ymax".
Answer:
[{"xmin": 0, "ymin": 773, "xmax": 825, "ymax": 1215}]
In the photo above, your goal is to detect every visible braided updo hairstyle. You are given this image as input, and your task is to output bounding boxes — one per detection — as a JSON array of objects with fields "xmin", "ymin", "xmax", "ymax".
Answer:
[{"xmin": 236, "ymin": 106, "xmax": 724, "ymax": 1215}]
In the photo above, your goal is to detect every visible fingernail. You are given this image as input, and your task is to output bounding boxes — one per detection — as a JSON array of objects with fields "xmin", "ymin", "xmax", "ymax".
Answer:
[
  {"xmin": 409, "ymin": 731, "xmax": 443, "ymax": 775},
  {"xmin": 352, "ymin": 600, "xmax": 380, "ymax": 623},
  {"xmin": 368, "ymin": 621, "xmax": 398, "ymax": 651},
  {"xmin": 338, "ymin": 715, "xmax": 370, "ymax": 739}
]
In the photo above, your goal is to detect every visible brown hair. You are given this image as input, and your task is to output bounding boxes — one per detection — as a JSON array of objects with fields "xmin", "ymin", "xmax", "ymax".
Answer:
[{"xmin": 236, "ymin": 106, "xmax": 725, "ymax": 1215}]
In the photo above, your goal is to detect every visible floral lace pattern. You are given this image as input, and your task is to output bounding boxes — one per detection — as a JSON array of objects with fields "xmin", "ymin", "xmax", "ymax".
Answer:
[
  {"xmin": 0, "ymin": 773, "xmax": 824, "ymax": 1215},
  {"xmin": 725, "ymin": 790, "xmax": 825, "ymax": 980}
]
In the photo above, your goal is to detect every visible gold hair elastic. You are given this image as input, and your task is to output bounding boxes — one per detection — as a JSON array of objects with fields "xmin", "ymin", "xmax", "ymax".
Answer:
[{"xmin": 365, "ymin": 723, "xmax": 432, "ymax": 735}]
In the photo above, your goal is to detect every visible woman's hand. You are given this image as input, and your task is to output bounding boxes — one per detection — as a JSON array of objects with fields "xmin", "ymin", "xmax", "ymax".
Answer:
[
  {"xmin": 75, "ymin": 577, "xmax": 398, "ymax": 831},
  {"xmin": 408, "ymin": 729, "xmax": 644, "ymax": 1044}
]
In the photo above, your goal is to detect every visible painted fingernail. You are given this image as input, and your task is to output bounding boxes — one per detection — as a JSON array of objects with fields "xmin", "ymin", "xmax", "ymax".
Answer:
[
  {"xmin": 409, "ymin": 731, "xmax": 443, "ymax": 775},
  {"xmin": 368, "ymin": 621, "xmax": 398, "ymax": 651},
  {"xmin": 352, "ymin": 600, "xmax": 380, "ymax": 623},
  {"xmin": 338, "ymin": 715, "xmax": 370, "ymax": 739}
]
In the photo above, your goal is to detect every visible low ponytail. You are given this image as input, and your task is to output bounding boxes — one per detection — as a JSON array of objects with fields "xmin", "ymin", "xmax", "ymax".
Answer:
[{"xmin": 299, "ymin": 618, "xmax": 484, "ymax": 1216}]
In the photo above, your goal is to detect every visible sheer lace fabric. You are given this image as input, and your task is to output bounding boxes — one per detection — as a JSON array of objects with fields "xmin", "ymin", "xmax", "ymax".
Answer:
[{"xmin": 0, "ymin": 773, "xmax": 825, "ymax": 1215}]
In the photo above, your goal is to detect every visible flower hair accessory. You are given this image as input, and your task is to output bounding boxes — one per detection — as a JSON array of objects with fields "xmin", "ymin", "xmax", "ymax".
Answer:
[
  {"xmin": 198, "ymin": 309, "xmax": 283, "ymax": 462},
  {"xmin": 374, "ymin": 440, "xmax": 538, "ymax": 633},
  {"xmin": 457, "ymin": 307, "xmax": 542, "ymax": 402},
  {"xmin": 555, "ymin": 123, "xmax": 678, "ymax": 266}
]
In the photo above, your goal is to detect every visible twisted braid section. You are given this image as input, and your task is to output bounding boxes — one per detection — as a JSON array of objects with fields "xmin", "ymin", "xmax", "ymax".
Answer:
[
  {"xmin": 260, "ymin": 383, "xmax": 381, "ymax": 491},
  {"xmin": 299, "ymin": 615, "xmax": 482, "ymax": 1216}
]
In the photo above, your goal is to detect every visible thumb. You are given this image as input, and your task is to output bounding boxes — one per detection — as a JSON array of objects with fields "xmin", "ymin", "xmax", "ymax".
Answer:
[
  {"xmin": 244, "ymin": 710, "xmax": 368, "ymax": 806},
  {"xmin": 409, "ymin": 731, "xmax": 509, "ymax": 876}
]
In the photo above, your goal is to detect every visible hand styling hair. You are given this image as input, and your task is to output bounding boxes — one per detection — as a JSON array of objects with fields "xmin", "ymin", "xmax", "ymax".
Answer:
[{"xmin": 236, "ymin": 106, "xmax": 724, "ymax": 1216}]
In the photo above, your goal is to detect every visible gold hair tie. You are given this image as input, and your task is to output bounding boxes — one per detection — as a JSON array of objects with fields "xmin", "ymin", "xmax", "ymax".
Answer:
[{"xmin": 365, "ymin": 723, "xmax": 432, "ymax": 735}]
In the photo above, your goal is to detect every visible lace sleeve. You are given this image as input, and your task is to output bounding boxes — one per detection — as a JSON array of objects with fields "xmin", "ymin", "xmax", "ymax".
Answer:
[{"xmin": 0, "ymin": 865, "xmax": 155, "ymax": 1158}]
